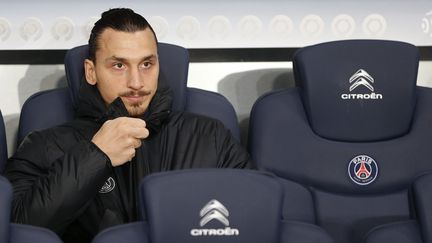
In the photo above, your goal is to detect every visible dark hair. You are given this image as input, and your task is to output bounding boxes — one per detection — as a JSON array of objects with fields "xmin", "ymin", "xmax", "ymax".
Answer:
[{"xmin": 88, "ymin": 8, "xmax": 157, "ymax": 62}]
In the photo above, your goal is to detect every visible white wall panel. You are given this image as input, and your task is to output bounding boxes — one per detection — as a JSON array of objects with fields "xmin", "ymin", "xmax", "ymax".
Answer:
[{"xmin": 0, "ymin": 0, "xmax": 431, "ymax": 49}]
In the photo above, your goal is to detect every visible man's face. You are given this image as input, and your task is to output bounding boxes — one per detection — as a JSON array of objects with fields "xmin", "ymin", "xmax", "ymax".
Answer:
[{"xmin": 84, "ymin": 28, "xmax": 159, "ymax": 117}]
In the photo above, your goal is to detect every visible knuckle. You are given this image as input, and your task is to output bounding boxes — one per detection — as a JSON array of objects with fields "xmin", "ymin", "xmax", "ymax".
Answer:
[
  {"xmin": 103, "ymin": 120, "xmax": 112, "ymax": 127},
  {"xmin": 126, "ymin": 136, "xmax": 135, "ymax": 145}
]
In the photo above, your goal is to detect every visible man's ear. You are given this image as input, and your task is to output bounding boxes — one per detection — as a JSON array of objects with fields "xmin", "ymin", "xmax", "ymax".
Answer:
[{"xmin": 84, "ymin": 59, "xmax": 97, "ymax": 85}]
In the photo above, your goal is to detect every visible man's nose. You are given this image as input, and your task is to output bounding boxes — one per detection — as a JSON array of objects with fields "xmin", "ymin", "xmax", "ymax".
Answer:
[{"xmin": 127, "ymin": 68, "xmax": 143, "ymax": 89}]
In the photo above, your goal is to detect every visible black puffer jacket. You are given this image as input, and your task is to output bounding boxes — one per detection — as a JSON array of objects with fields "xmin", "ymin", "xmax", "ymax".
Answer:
[{"xmin": 4, "ymin": 81, "xmax": 253, "ymax": 243}]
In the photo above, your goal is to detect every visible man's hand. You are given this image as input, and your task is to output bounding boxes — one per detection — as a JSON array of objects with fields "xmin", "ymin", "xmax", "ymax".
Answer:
[{"xmin": 91, "ymin": 117, "xmax": 149, "ymax": 167}]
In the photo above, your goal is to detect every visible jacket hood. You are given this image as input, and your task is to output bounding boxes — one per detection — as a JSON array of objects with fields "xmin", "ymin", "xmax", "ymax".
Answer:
[{"xmin": 75, "ymin": 79, "xmax": 173, "ymax": 135}]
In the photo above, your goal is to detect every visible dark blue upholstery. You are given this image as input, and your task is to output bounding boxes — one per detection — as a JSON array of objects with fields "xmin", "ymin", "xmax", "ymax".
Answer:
[
  {"xmin": 64, "ymin": 44, "xmax": 240, "ymax": 140},
  {"xmin": 293, "ymin": 40, "xmax": 418, "ymax": 142},
  {"xmin": 141, "ymin": 169, "xmax": 282, "ymax": 243},
  {"xmin": 186, "ymin": 87, "xmax": 239, "ymax": 137},
  {"xmin": 248, "ymin": 40, "xmax": 432, "ymax": 243},
  {"xmin": 92, "ymin": 222, "xmax": 150, "ymax": 243},
  {"xmin": 0, "ymin": 110, "xmax": 7, "ymax": 173},
  {"xmin": 17, "ymin": 43, "xmax": 240, "ymax": 146},
  {"xmin": 0, "ymin": 175, "xmax": 63, "ymax": 243},
  {"xmin": 412, "ymin": 172, "xmax": 432, "ymax": 242},
  {"xmin": 17, "ymin": 88, "xmax": 74, "ymax": 145},
  {"xmin": 281, "ymin": 221, "xmax": 335, "ymax": 243},
  {"xmin": 364, "ymin": 221, "xmax": 422, "ymax": 243},
  {"xmin": 0, "ymin": 176, "xmax": 12, "ymax": 243},
  {"xmin": 92, "ymin": 169, "xmax": 335, "ymax": 243}
]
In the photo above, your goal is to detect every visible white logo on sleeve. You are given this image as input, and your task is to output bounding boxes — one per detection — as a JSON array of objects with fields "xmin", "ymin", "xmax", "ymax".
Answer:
[{"xmin": 99, "ymin": 177, "xmax": 115, "ymax": 193}]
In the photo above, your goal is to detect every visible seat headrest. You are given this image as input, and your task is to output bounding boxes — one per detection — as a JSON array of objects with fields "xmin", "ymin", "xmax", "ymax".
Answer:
[
  {"xmin": 0, "ymin": 176, "xmax": 12, "ymax": 243},
  {"xmin": 140, "ymin": 169, "xmax": 282, "ymax": 243},
  {"xmin": 293, "ymin": 40, "xmax": 419, "ymax": 142},
  {"xmin": 64, "ymin": 43, "xmax": 189, "ymax": 111}
]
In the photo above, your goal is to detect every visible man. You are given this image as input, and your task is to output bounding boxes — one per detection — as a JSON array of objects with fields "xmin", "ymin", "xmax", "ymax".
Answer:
[{"xmin": 4, "ymin": 8, "xmax": 252, "ymax": 243}]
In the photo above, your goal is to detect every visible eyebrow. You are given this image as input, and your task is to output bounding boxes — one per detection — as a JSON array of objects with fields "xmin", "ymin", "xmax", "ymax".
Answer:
[{"xmin": 105, "ymin": 54, "xmax": 157, "ymax": 63}]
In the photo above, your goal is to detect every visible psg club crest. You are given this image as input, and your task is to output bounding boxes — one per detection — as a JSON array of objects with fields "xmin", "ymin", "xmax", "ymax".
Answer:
[{"xmin": 348, "ymin": 155, "xmax": 378, "ymax": 186}]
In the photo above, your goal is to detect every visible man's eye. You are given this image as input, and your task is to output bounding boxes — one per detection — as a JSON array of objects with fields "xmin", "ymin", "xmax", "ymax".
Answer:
[
  {"xmin": 113, "ymin": 63, "xmax": 124, "ymax": 69},
  {"xmin": 141, "ymin": 62, "xmax": 152, "ymax": 69}
]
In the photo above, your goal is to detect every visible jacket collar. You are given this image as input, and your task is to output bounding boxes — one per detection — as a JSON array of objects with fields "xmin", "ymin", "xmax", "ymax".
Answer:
[{"xmin": 75, "ymin": 80, "xmax": 173, "ymax": 135}]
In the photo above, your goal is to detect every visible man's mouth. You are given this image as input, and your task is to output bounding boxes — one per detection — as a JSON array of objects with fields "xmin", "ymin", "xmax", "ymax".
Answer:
[
  {"xmin": 123, "ymin": 95, "xmax": 144, "ymax": 103},
  {"xmin": 120, "ymin": 91, "xmax": 151, "ymax": 104}
]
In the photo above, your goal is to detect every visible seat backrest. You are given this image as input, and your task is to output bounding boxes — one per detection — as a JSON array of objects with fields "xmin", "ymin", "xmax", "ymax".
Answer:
[
  {"xmin": 141, "ymin": 169, "xmax": 282, "ymax": 243},
  {"xmin": 17, "ymin": 88, "xmax": 75, "ymax": 145},
  {"xmin": 248, "ymin": 40, "xmax": 430, "ymax": 243},
  {"xmin": 0, "ymin": 175, "xmax": 12, "ymax": 243},
  {"xmin": 92, "ymin": 169, "xmax": 335, "ymax": 243},
  {"xmin": 0, "ymin": 110, "xmax": 7, "ymax": 173},
  {"xmin": 0, "ymin": 176, "xmax": 63, "ymax": 243}
]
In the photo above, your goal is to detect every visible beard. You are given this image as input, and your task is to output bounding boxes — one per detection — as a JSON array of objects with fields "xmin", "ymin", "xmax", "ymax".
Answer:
[
  {"xmin": 126, "ymin": 103, "xmax": 147, "ymax": 117},
  {"xmin": 119, "ymin": 90, "xmax": 152, "ymax": 117}
]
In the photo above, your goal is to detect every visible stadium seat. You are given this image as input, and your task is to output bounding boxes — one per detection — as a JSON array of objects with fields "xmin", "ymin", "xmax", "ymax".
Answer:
[
  {"xmin": 92, "ymin": 169, "xmax": 335, "ymax": 243},
  {"xmin": 0, "ymin": 175, "xmax": 63, "ymax": 243},
  {"xmin": 248, "ymin": 40, "xmax": 430, "ymax": 243},
  {"xmin": 17, "ymin": 43, "xmax": 240, "ymax": 145},
  {"xmin": 0, "ymin": 110, "xmax": 7, "ymax": 173}
]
